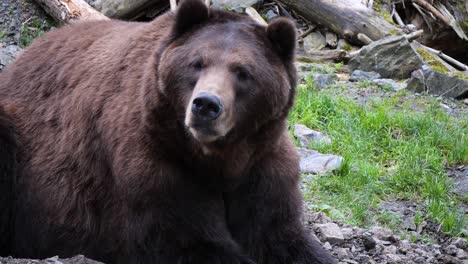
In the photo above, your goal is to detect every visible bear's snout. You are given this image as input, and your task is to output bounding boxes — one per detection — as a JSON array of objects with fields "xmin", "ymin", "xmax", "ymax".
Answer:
[{"xmin": 191, "ymin": 92, "xmax": 223, "ymax": 121}]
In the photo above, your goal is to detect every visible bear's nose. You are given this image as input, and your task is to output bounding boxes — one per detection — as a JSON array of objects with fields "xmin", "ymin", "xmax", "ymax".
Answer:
[{"xmin": 191, "ymin": 92, "xmax": 223, "ymax": 121}]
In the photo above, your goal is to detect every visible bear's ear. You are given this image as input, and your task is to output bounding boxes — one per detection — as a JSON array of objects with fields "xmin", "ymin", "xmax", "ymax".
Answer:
[
  {"xmin": 173, "ymin": 0, "xmax": 209, "ymax": 37},
  {"xmin": 266, "ymin": 18, "xmax": 296, "ymax": 61}
]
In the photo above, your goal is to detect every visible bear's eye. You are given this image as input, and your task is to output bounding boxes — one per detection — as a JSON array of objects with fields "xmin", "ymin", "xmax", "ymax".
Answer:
[
  {"xmin": 191, "ymin": 59, "xmax": 204, "ymax": 71},
  {"xmin": 235, "ymin": 67, "xmax": 251, "ymax": 82}
]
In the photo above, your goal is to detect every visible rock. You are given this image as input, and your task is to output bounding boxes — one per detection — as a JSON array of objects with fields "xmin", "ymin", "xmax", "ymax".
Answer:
[
  {"xmin": 402, "ymin": 215, "xmax": 417, "ymax": 231},
  {"xmin": 386, "ymin": 254, "xmax": 402, "ymax": 264},
  {"xmin": 451, "ymin": 237, "xmax": 466, "ymax": 249},
  {"xmin": 350, "ymin": 70, "xmax": 381, "ymax": 82},
  {"xmin": 311, "ymin": 73, "xmax": 337, "ymax": 89},
  {"xmin": 349, "ymin": 36, "xmax": 424, "ymax": 79},
  {"xmin": 341, "ymin": 228, "xmax": 354, "ymax": 240},
  {"xmin": 407, "ymin": 69, "xmax": 426, "ymax": 93},
  {"xmin": 315, "ymin": 223, "xmax": 345, "ymax": 245},
  {"xmin": 444, "ymin": 245, "xmax": 459, "ymax": 256},
  {"xmin": 382, "ymin": 245, "xmax": 398, "ymax": 254},
  {"xmin": 336, "ymin": 73, "xmax": 350, "ymax": 82},
  {"xmin": 420, "ymin": 65, "xmax": 468, "ymax": 98},
  {"xmin": 303, "ymin": 31, "xmax": 327, "ymax": 52},
  {"xmin": 326, "ymin": 32, "xmax": 338, "ymax": 48},
  {"xmin": 341, "ymin": 259, "xmax": 359, "ymax": 264},
  {"xmin": 456, "ymin": 249, "xmax": 468, "ymax": 260},
  {"xmin": 0, "ymin": 255, "xmax": 103, "ymax": 264},
  {"xmin": 398, "ymin": 240, "xmax": 412, "ymax": 254},
  {"xmin": 323, "ymin": 241, "xmax": 333, "ymax": 250},
  {"xmin": 296, "ymin": 147, "xmax": 319, "ymax": 160},
  {"xmin": 300, "ymin": 153, "xmax": 344, "ymax": 175},
  {"xmin": 362, "ymin": 233, "xmax": 377, "ymax": 251},
  {"xmin": 0, "ymin": 45, "xmax": 21, "ymax": 71},
  {"xmin": 304, "ymin": 211, "xmax": 332, "ymax": 224},
  {"xmin": 265, "ymin": 10, "xmax": 277, "ymax": 21},
  {"xmin": 294, "ymin": 124, "xmax": 332, "ymax": 147},
  {"xmin": 335, "ymin": 247, "xmax": 350, "ymax": 260},
  {"xmin": 212, "ymin": 0, "xmax": 259, "ymax": 11},
  {"xmin": 370, "ymin": 226, "xmax": 394, "ymax": 241},
  {"xmin": 372, "ymin": 79, "xmax": 406, "ymax": 91}
]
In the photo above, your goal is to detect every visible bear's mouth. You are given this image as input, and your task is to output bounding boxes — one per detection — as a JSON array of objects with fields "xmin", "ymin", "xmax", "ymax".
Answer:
[{"xmin": 188, "ymin": 124, "xmax": 221, "ymax": 143}]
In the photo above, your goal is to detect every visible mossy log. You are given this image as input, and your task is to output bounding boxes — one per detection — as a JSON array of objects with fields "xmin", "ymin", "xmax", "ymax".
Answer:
[{"xmin": 278, "ymin": 0, "xmax": 399, "ymax": 42}]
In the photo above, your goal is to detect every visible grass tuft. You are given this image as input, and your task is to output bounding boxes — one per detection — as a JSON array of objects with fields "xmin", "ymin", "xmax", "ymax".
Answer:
[{"xmin": 290, "ymin": 80, "xmax": 468, "ymax": 236}]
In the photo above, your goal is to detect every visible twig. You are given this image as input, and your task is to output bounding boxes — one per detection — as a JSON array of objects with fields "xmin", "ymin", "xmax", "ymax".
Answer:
[
  {"xmin": 245, "ymin": 7, "xmax": 268, "ymax": 26},
  {"xmin": 438, "ymin": 84, "xmax": 459, "ymax": 98},
  {"xmin": 392, "ymin": 5, "xmax": 406, "ymax": 27},
  {"xmin": 412, "ymin": 3, "xmax": 433, "ymax": 32},
  {"xmin": 299, "ymin": 26, "xmax": 316, "ymax": 39},
  {"xmin": 21, "ymin": 16, "xmax": 33, "ymax": 26},
  {"xmin": 412, "ymin": 0, "xmax": 450, "ymax": 26},
  {"xmin": 170, "ymin": 0, "xmax": 177, "ymax": 11},
  {"xmin": 357, "ymin": 33, "xmax": 373, "ymax": 45},
  {"xmin": 421, "ymin": 45, "xmax": 468, "ymax": 71},
  {"xmin": 405, "ymin": 29, "xmax": 424, "ymax": 40}
]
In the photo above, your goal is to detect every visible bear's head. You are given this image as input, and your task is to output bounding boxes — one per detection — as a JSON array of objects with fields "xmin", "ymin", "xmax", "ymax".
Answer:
[{"xmin": 156, "ymin": 0, "xmax": 296, "ymax": 150}]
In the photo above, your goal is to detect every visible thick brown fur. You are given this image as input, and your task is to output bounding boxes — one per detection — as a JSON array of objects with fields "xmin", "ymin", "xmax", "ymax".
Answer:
[
  {"xmin": 0, "ymin": 105, "xmax": 17, "ymax": 256},
  {"xmin": 0, "ymin": 0, "xmax": 337, "ymax": 263}
]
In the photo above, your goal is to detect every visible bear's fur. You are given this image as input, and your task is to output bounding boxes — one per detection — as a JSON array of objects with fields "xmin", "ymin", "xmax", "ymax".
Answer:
[
  {"xmin": 0, "ymin": 0, "xmax": 337, "ymax": 263},
  {"xmin": 0, "ymin": 105, "xmax": 17, "ymax": 256}
]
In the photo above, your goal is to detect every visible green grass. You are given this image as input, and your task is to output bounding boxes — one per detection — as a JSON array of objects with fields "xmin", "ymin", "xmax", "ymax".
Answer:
[
  {"xmin": 290, "ymin": 79, "xmax": 468, "ymax": 236},
  {"xmin": 20, "ymin": 17, "xmax": 55, "ymax": 47}
]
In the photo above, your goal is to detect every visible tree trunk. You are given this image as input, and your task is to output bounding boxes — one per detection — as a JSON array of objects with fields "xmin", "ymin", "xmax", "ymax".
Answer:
[
  {"xmin": 35, "ymin": 0, "xmax": 109, "ymax": 24},
  {"xmin": 278, "ymin": 0, "xmax": 399, "ymax": 42}
]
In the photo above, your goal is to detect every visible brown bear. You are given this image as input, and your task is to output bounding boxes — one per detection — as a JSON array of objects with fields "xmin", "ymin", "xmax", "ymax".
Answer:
[{"xmin": 0, "ymin": 0, "xmax": 337, "ymax": 263}]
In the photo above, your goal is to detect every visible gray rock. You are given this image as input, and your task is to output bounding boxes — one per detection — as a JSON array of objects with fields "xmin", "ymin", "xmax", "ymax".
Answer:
[
  {"xmin": 0, "ymin": 255, "xmax": 103, "ymax": 264},
  {"xmin": 382, "ymin": 245, "xmax": 398, "ymax": 254},
  {"xmin": 341, "ymin": 228, "xmax": 354, "ymax": 240},
  {"xmin": 296, "ymin": 147, "xmax": 319, "ymax": 160},
  {"xmin": 324, "ymin": 241, "xmax": 333, "ymax": 250},
  {"xmin": 265, "ymin": 10, "xmax": 277, "ymax": 21},
  {"xmin": 362, "ymin": 233, "xmax": 377, "ymax": 250},
  {"xmin": 456, "ymin": 249, "xmax": 468, "ymax": 260},
  {"xmin": 350, "ymin": 70, "xmax": 381, "ymax": 82},
  {"xmin": 451, "ymin": 237, "xmax": 466, "ymax": 249},
  {"xmin": 407, "ymin": 69, "xmax": 426, "ymax": 93},
  {"xmin": 326, "ymin": 32, "xmax": 338, "ymax": 48},
  {"xmin": 335, "ymin": 247, "xmax": 350, "ymax": 260},
  {"xmin": 386, "ymin": 254, "xmax": 402, "ymax": 264},
  {"xmin": 304, "ymin": 211, "xmax": 332, "ymax": 224},
  {"xmin": 402, "ymin": 216, "xmax": 416, "ymax": 231},
  {"xmin": 300, "ymin": 153, "xmax": 344, "ymax": 175},
  {"xmin": 294, "ymin": 124, "xmax": 332, "ymax": 147},
  {"xmin": 372, "ymin": 79, "xmax": 406, "ymax": 91},
  {"xmin": 370, "ymin": 226, "xmax": 393, "ymax": 241},
  {"xmin": 315, "ymin": 223, "xmax": 345, "ymax": 245},
  {"xmin": 0, "ymin": 45, "xmax": 21, "ymax": 71},
  {"xmin": 445, "ymin": 244, "xmax": 459, "ymax": 256},
  {"xmin": 311, "ymin": 73, "xmax": 337, "ymax": 89},
  {"xmin": 421, "ymin": 66, "xmax": 468, "ymax": 99},
  {"xmin": 303, "ymin": 31, "xmax": 327, "ymax": 52},
  {"xmin": 212, "ymin": 0, "xmax": 260, "ymax": 11},
  {"xmin": 349, "ymin": 36, "xmax": 424, "ymax": 79}
]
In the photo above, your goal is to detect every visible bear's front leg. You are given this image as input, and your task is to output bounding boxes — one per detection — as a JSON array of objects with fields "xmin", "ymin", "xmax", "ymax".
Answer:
[
  {"xmin": 124, "ymin": 171, "xmax": 256, "ymax": 264},
  {"xmin": 225, "ymin": 135, "xmax": 338, "ymax": 264}
]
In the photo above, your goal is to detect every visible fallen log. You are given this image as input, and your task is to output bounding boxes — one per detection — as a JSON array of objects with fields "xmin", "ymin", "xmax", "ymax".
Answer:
[
  {"xmin": 35, "ymin": 0, "xmax": 108, "ymax": 23},
  {"xmin": 298, "ymin": 50, "xmax": 347, "ymax": 62},
  {"xmin": 278, "ymin": 0, "xmax": 400, "ymax": 42}
]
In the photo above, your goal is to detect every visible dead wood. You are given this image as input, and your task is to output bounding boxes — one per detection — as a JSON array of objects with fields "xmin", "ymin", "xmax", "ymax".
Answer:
[
  {"xmin": 277, "ymin": 0, "xmax": 399, "ymax": 42},
  {"xmin": 35, "ymin": 0, "xmax": 108, "ymax": 23}
]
